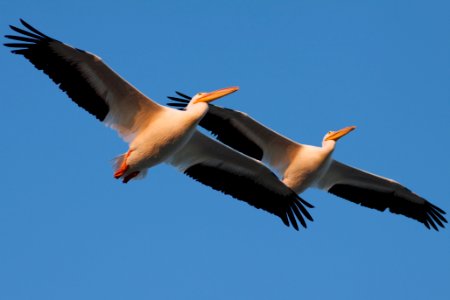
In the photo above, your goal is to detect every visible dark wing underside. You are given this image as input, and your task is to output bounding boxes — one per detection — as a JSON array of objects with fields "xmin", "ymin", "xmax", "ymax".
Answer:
[
  {"xmin": 323, "ymin": 161, "xmax": 447, "ymax": 231},
  {"xmin": 329, "ymin": 184, "xmax": 446, "ymax": 230},
  {"xmin": 170, "ymin": 132, "xmax": 313, "ymax": 230},
  {"xmin": 4, "ymin": 19, "xmax": 109, "ymax": 121},
  {"xmin": 5, "ymin": 19, "xmax": 163, "ymax": 141},
  {"xmin": 185, "ymin": 163, "xmax": 312, "ymax": 230}
]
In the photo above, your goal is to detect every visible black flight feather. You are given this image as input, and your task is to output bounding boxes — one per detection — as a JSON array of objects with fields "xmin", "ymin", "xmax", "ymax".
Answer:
[
  {"xmin": 184, "ymin": 163, "xmax": 313, "ymax": 230},
  {"xmin": 5, "ymin": 19, "xmax": 110, "ymax": 121},
  {"xmin": 328, "ymin": 183, "xmax": 446, "ymax": 231},
  {"xmin": 175, "ymin": 91, "xmax": 192, "ymax": 100}
]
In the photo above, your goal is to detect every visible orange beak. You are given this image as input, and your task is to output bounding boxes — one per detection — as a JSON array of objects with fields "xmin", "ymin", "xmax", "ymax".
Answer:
[
  {"xmin": 193, "ymin": 86, "xmax": 239, "ymax": 103},
  {"xmin": 325, "ymin": 126, "xmax": 356, "ymax": 141}
]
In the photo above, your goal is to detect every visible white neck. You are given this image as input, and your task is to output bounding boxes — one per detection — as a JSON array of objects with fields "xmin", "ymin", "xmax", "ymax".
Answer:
[
  {"xmin": 186, "ymin": 102, "xmax": 209, "ymax": 121},
  {"xmin": 322, "ymin": 139, "xmax": 336, "ymax": 155}
]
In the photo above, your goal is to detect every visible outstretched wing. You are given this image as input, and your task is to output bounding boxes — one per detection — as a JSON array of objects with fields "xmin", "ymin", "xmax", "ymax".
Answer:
[
  {"xmin": 169, "ymin": 131, "xmax": 314, "ymax": 230},
  {"xmin": 168, "ymin": 92, "xmax": 300, "ymax": 174},
  {"xmin": 317, "ymin": 160, "xmax": 447, "ymax": 230},
  {"xmin": 5, "ymin": 19, "xmax": 167, "ymax": 142}
]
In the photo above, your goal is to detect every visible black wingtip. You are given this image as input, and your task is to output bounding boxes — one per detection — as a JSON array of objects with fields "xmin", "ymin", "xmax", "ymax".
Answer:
[
  {"xmin": 426, "ymin": 202, "xmax": 447, "ymax": 231},
  {"xmin": 19, "ymin": 19, "xmax": 50, "ymax": 39},
  {"xmin": 430, "ymin": 202, "xmax": 446, "ymax": 215},
  {"xmin": 430, "ymin": 220, "xmax": 438, "ymax": 231},
  {"xmin": 286, "ymin": 209, "xmax": 299, "ymax": 230},
  {"xmin": 4, "ymin": 35, "xmax": 37, "ymax": 43},
  {"xmin": 8, "ymin": 21, "xmax": 49, "ymax": 42},
  {"xmin": 4, "ymin": 43, "xmax": 30, "ymax": 48},
  {"xmin": 296, "ymin": 201, "xmax": 314, "ymax": 222},
  {"xmin": 167, "ymin": 104, "xmax": 186, "ymax": 108},
  {"xmin": 167, "ymin": 96, "xmax": 189, "ymax": 103},
  {"xmin": 280, "ymin": 213, "xmax": 290, "ymax": 228},
  {"xmin": 291, "ymin": 204, "xmax": 307, "ymax": 228},
  {"xmin": 175, "ymin": 91, "xmax": 192, "ymax": 100},
  {"xmin": 301, "ymin": 198, "xmax": 314, "ymax": 209}
]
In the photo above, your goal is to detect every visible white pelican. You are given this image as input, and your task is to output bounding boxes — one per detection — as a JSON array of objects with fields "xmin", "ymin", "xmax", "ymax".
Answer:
[
  {"xmin": 4, "ymin": 19, "xmax": 313, "ymax": 230},
  {"xmin": 168, "ymin": 92, "xmax": 447, "ymax": 230}
]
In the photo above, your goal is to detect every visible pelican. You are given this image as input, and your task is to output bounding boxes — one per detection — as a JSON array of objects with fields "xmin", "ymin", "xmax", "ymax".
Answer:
[
  {"xmin": 168, "ymin": 92, "xmax": 447, "ymax": 230},
  {"xmin": 4, "ymin": 19, "xmax": 314, "ymax": 230}
]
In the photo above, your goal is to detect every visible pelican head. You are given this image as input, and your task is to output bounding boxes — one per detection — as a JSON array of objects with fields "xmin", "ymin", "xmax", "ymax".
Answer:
[
  {"xmin": 324, "ymin": 126, "xmax": 356, "ymax": 142},
  {"xmin": 190, "ymin": 86, "xmax": 239, "ymax": 104}
]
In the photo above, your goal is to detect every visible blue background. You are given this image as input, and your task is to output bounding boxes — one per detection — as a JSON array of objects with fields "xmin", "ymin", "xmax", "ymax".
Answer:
[{"xmin": 1, "ymin": 1, "xmax": 449, "ymax": 299}]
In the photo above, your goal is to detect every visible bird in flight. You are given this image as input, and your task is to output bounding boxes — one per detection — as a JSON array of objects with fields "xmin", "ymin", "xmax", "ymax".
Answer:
[
  {"xmin": 4, "ymin": 19, "xmax": 313, "ymax": 230},
  {"xmin": 168, "ymin": 92, "xmax": 447, "ymax": 230}
]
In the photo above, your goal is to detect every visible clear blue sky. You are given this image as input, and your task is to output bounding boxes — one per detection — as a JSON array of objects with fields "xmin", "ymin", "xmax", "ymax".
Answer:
[{"xmin": 1, "ymin": 1, "xmax": 449, "ymax": 299}]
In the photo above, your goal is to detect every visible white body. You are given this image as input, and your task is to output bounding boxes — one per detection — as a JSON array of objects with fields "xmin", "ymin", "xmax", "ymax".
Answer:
[
  {"xmin": 167, "ymin": 101, "xmax": 446, "ymax": 230},
  {"xmin": 125, "ymin": 103, "xmax": 207, "ymax": 178},
  {"xmin": 5, "ymin": 19, "xmax": 313, "ymax": 230}
]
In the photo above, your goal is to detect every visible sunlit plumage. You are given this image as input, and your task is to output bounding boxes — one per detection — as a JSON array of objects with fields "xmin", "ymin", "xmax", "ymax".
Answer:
[
  {"xmin": 168, "ymin": 92, "xmax": 447, "ymax": 230},
  {"xmin": 4, "ymin": 19, "xmax": 313, "ymax": 230}
]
